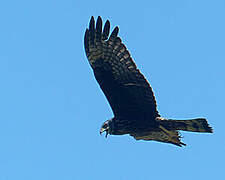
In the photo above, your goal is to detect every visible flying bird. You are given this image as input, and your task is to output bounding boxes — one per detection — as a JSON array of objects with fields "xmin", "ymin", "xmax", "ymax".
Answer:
[{"xmin": 84, "ymin": 16, "xmax": 213, "ymax": 147}]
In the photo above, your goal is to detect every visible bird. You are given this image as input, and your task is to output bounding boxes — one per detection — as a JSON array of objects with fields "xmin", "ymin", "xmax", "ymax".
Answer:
[{"xmin": 84, "ymin": 16, "xmax": 213, "ymax": 147}]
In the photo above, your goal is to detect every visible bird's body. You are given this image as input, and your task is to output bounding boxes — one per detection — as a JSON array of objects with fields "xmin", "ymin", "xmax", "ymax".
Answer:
[{"xmin": 84, "ymin": 16, "xmax": 212, "ymax": 147}]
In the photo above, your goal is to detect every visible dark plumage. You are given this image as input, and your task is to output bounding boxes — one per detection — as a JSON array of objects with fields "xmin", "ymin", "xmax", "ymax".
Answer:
[{"xmin": 84, "ymin": 16, "xmax": 213, "ymax": 147}]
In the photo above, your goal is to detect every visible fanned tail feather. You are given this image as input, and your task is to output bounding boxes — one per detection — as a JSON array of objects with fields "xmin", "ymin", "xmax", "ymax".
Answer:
[
  {"xmin": 157, "ymin": 118, "xmax": 213, "ymax": 133},
  {"xmin": 132, "ymin": 118, "xmax": 212, "ymax": 147}
]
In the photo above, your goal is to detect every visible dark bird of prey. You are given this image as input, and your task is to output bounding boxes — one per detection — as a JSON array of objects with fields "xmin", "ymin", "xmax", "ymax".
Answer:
[{"xmin": 84, "ymin": 16, "xmax": 213, "ymax": 147}]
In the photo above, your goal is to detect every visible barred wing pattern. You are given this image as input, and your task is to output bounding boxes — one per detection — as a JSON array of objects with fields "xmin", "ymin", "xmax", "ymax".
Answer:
[{"xmin": 84, "ymin": 16, "xmax": 159, "ymax": 121}]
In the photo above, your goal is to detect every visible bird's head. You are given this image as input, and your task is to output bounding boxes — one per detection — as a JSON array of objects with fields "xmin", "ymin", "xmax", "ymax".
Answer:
[{"xmin": 100, "ymin": 120, "xmax": 111, "ymax": 138}]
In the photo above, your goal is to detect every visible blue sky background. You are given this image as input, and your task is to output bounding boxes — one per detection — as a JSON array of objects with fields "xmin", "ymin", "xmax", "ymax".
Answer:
[{"xmin": 0, "ymin": 0, "xmax": 224, "ymax": 179}]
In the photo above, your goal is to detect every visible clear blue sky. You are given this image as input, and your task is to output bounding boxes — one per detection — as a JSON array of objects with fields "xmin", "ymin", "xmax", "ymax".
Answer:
[{"xmin": 0, "ymin": 0, "xmax": 224, "ymax": 179}]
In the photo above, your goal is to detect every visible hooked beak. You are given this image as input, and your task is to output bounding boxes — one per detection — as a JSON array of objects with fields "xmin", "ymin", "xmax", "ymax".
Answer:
[{"xmin": 100, "ymin": 128, "xmax": 109, "ymax": 138}]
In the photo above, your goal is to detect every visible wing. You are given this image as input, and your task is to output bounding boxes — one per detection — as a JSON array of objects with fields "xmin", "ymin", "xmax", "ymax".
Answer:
[{"xmin": 84, "ymin": 16, "xmax": 160, "ymax": 120}]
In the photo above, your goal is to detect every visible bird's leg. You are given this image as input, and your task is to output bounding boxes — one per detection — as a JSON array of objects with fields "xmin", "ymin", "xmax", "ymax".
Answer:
[
  {"xmin": 105, "ymin": 131, "xmax": 109, "ymax": 138},
  {"xmin": 159, "ymin": 125, "xmax": 170, "ymax": 135},
  {"xmin": 159, "ymin": 125, "xmax": 174, "ymax": 142}
]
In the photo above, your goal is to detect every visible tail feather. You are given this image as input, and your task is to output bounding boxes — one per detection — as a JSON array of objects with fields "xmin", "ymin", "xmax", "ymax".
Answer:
[
  {"xmin": 158, "ymin": 118, "xmax": 213, "ymax": 133},
  {"xmin": 132, "ymin": 118, "xmax": 213, "ymax": 147}
]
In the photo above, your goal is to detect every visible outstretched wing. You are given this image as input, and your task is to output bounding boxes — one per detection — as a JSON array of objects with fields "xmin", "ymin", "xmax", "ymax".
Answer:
[{"xmin": 84, "ymin": 16, "xmax": 160, "ymax": 120}]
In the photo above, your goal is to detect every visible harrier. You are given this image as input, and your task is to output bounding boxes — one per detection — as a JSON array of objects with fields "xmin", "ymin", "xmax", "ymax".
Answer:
[{"xmin": 84, "ymin": 16, "xmax": 213, "ymax": 146}]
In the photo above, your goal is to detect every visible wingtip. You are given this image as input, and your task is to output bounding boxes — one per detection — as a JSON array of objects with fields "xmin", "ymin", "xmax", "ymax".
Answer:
[
  {"xmin": 115, "ymin": 26, "xmax": 119, "ymax": 33},
  {"xmin": 89, "ymin": 16, "xmax": 95, "ymax": 31},
  {"xmin": 96, "ymin": 16, "xmax": 103, "ymax": 34},
  {"xmin": 102, "ymin": 20, "xmax": 110, "ymax": 40},
  {"xmin": 90, "ymin": 16, "xmax": 94, "ymax": 25},
  {"xmin": 109, "ymin": 26, "xmax": 119, "ymax": 39},
  {"xmin": 97, "ymin": 16, "xmax": 102, "ymax": 22},
  {"xmin": 105, "ymin": 19, "xmax": 110, "ymax": 25}
]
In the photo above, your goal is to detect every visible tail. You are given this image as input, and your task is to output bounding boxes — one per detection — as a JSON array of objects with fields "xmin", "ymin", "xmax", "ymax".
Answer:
[
  {"xmin": 157, "ymin": 118, "xmax": 213, "ymax": 133},
  {"xmin": 132, "ymin": 118, "xmax": 212, "ymax": 147}
]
